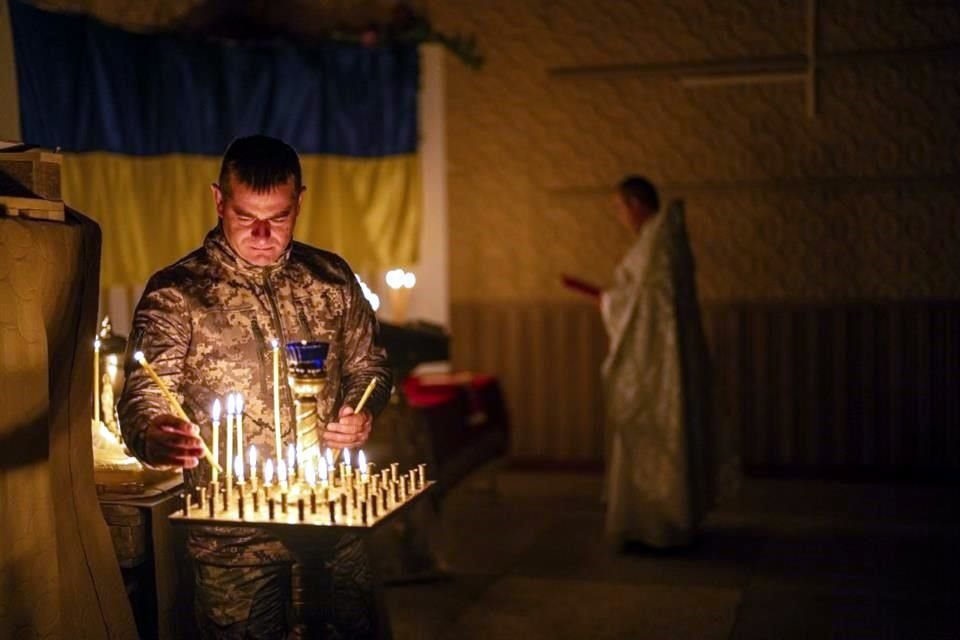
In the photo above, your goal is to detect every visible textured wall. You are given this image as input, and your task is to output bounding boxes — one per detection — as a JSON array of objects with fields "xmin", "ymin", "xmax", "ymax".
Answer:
[
  {"xmin": 430, "ymin": 0, "xmax": 960, "ymax": 303},
  {"xmin": 432, "ymin": 0, "xmax": 960, "ymax": 467}
]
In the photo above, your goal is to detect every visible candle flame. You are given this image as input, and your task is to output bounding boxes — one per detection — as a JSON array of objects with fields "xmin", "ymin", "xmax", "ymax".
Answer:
[
  {"xmin": 236, "ymin": 393, "xmax": 244, "ymax": 412},
  {"xmin": 212, "ymin": 399, "xmax": 221, "ymax": 422},
  {"xmin": 94, "ymin": 338, "xmax": 101, "ymax": 350},
  {"xmin": 287, "ymin": 444, "xmax": 295, "ymax": 468},
  {"xmin": 271, "ymin": 338, "xmax": 279, "ymax": 350},
  {"xmin": 358, "ymin": 450, "xmax": 367, "ymax": 473},
  {"xmin": 227, "ymin": 393, "xmax": 236, "ymax": 415},
  {"xmin": 325, "ymin": 448, "xmax": 334, "ymax": 467},
  {"xmin": 234, "ymin": 454, "xmax": 243, "ymax": 482},
  {"xmin": 305, "ymin": 460, "xmax": 316, "ymax": 485},
  {"xmin": 264, "ymin": 458, "xmax": 274, "ymax": 484},
  {"xmin": 319, "ymin": 457, "xmax": 328, "ymax": 480},
  {"xmin": 278, "ymin": 459, "xmax": 288, "ymax": 484},
  {"xmin": 344, "ymin": 448, "xmax": 351, "ymax": 467},
  {"xmin": 249, "ymin": 445, "xmax": 257, "ymax": 466},
  {"xmin": 133, "ymin": 351, "xmax": 145, "ymax": 363}
]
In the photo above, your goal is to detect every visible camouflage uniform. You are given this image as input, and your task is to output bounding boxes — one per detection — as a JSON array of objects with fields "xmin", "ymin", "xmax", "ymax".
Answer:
[{"xmin": 118, "ymin": 225, "xmax": 392, "ymax": 638}]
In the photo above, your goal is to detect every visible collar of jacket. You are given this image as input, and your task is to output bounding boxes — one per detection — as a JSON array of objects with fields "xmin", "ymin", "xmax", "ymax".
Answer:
[{"xmin": 203, "ymin": 223, "xmax": 293, "ymax": 278}]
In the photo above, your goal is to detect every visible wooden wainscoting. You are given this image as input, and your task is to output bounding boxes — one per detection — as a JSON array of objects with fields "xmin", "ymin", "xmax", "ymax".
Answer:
[{"xmin": 451, "ymin": 300, "xmax": 960, "ymax": 479}]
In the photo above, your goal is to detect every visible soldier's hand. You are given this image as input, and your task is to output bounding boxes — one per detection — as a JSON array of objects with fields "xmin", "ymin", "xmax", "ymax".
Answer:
[
  {"xmin": 144, "ymin": 413, "xmax": 204, "ymax": 469},
  {"xmin": 323, "ymin": 406, "xmax": 372, "ymax": 449}
]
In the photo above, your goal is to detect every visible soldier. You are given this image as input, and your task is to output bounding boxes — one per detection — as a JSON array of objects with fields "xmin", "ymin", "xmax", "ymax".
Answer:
[{"xmin": 118, "ymin": 135, "xmax": 392, "ymax": 638}]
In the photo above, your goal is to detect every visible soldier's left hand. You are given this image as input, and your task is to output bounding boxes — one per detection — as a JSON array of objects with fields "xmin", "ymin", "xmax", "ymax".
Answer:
[{"xmin": 323, "ymin": 406, "xmax": 372, "ymax": 449}]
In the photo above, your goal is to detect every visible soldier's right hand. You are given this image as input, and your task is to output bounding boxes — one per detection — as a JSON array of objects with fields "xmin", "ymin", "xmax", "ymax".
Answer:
[{"xmin": 144, "ymin": 414, "xmax": 204, "ymax": 469}]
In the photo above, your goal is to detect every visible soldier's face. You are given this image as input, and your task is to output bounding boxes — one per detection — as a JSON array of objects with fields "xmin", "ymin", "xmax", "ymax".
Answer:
[{"xmin": 213, "ymin": 174, "xmax": 304, "ymax": 266}]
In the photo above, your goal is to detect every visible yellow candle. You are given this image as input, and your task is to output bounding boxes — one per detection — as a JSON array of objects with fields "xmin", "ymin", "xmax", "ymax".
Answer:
[
  {"xmin": 319, "ymin": 455, "xmax": 329, "ymax": 487},
  {"xmin": 358, "ymin": 450, "xmax": 368, "ymax": 482},
  {"xmin": 249, "ymin": 445, "xmax": 258, "ymax": 492},
  {"xmin": 93, "ymin": 338, "xmax": 101, "ymax": 426},
  {"xmin": 133, "ymin": 351, "xmax": 221, "ymax": 472},
  {"xmin": 236, "ymin": 393, "xmax": 245, "ymax": 468},
  {"xmin": 272, "ymin": 339, "xmax": 282, "ymax": 462},
  {"xmin": 264, "ymin": 458, "xmax": 275, "ymax": 487},
  {"xmin": 211, "ymin": 399, "xmax": 221, "ymax": 483},
  {"xmin": 226, "ymin": 393, "xmax": 235, "ymax": 498}
]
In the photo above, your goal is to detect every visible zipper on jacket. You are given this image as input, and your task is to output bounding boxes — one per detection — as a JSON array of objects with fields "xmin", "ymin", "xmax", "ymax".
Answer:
[
  {"xmin": 296, "ymin": 302, "xmax": 315, "ymax": 342},
  {"xmin": 250, "ymin": 318, "xmax": 270, "ymax": 398}
]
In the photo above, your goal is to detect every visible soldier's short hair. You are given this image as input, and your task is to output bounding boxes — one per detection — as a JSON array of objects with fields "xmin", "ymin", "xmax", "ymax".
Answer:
[
  {"xmin": 618, "ymin": 175, "xmax": 660, "ymax": 213},
  {"xmin": 219, "ymin": 135, "xmax": 303, "ymax": 196}
]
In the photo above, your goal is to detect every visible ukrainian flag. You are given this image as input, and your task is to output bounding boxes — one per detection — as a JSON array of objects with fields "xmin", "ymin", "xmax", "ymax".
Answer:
[{"xmin": 8, "ymin": 0, "xmax": 421, "ymax": 287}]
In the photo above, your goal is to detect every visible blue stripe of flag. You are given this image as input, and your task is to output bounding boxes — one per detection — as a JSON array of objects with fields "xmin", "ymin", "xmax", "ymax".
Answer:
[{"xmin": 9, "ymin": 0, "xmax": 419, "ymax": 157}]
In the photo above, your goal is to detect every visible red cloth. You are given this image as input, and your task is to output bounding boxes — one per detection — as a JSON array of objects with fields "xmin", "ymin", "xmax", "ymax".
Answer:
[{"xmin": 402, "ymin": 372, "xmax": 496, "ymax": 409}]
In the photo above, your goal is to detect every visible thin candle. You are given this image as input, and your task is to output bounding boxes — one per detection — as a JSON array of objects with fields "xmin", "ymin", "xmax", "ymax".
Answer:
[
  {"xmin": 271, "ymin": 339, "xmax": 282, "ymax": 461},
  {"xmin": 287, "ymin": 444, "xmax": 296, "ymax": 479},
  {"xmin": 330, "ymin": 378, "xmax": 378, "ymax": 465},
  {"xmin": 249, "ymin": 445, "xmax": 258, "ymax": 492},
  {"xmin": 226, "ymin": 393, "xmax": 235, "ymax": 499},
  {"xmin": 211, "ymin": 399, "xmax": 221, "ymax": 483},
  {"xmin": 236, "ymin": 394, "xmax": 245, "ymax": 467},
  {"xmin": 93, "ymin": 338, "xmax": 101, "ymax": 426},
  {"xmin": 133, "ymin": 351, "xmax": 221, "ymax": 472},
  {"xmin": 234, "ymin": 454, "xmax": 244, "ymax": 485},
  {"xmin": 264, "ymin": 458, "xmax": 275, "ymax": 487},
  {"xmin": 358, "ymin": 450, "xmax": 367, "ymax": 480},
  {"xmin": 319, "ymin": 455, "xmax": 329, "ymax": 487}
]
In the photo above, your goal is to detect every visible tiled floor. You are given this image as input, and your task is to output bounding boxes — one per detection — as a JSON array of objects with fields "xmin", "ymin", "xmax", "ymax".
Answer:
[{"xmin": 384, "ymin": 470, "xmax": 960, "ymax": 639}]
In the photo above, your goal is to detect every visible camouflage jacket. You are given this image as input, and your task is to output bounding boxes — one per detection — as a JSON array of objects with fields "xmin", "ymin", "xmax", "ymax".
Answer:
[{"xmin": 118, "ymin": 225, "xmax": 391, "ymax": 565}]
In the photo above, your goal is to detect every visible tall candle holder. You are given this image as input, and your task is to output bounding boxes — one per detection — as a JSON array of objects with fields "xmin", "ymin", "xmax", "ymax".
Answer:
[{"xmin": 286, "ymin": 341, "xmax": 330, "ymax": 470}]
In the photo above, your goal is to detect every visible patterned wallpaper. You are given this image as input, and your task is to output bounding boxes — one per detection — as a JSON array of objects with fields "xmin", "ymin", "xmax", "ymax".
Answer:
[{"xmin": 429, "ymin": 0, "xmax": 960, "ymax": 303}]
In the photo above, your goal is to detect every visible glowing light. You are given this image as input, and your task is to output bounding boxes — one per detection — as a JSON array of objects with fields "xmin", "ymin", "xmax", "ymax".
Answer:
[
  {"xmin": 358, "ymin": 450, "xmax": 367, "ymax": 474},
  {"xmin": 211, "ymin": 399, "xmax": 221, "ymax": 422},
  {"xmin": 264, "ymin": 458, "xmax": 275, "ymax": 485},
  {"xmin": 402, "ymin": 271, "xmax": 416, "ymax": 289},
  {"xmin": 385, "ymin": 268, "xmax": 405, "ymax": 290}
]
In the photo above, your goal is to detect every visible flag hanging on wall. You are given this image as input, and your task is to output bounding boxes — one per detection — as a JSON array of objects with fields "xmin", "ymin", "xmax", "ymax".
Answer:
[{"xmin": 8, "ymin": 0, "xmax": 421, "ymax": 287}]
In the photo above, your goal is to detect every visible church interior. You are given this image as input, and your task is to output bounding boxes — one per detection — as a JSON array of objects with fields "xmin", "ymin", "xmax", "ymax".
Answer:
[{"xmin": 1, "ymin": 1, "xmax": 958, "ymax": 638}]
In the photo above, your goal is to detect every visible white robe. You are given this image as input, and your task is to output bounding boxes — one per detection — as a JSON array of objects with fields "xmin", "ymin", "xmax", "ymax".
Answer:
[{"xmin": 601, "ymin": 201, "xmax": 710, "ymax": 548}]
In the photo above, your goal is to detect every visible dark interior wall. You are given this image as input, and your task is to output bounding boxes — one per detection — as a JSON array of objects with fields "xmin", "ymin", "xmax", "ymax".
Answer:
[{"xmin": 432, "ymin": 0, "xmax": 960, "ymax": 472}]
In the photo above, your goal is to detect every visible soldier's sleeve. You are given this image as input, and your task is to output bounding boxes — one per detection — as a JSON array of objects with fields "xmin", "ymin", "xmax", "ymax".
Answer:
[
  {"xmin": 339, "ymin": 267, "xmax": 392, "ymax": 417},
  {"xmin": 117, "ymin": 277, "xmax": 191, "ymax": 462}
]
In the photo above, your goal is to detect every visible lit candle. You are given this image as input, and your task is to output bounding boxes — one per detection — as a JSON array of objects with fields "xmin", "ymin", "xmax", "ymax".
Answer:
[
  {"xmin": 278, "ymin": 459, "xmax": 288, "ymax": 491},
  {"xmin": 93, "ymin": 338, "xmax": 101, "ymax": 426},
  {"xmin": 211, "ymin": 399, "xmax": 221, "ymax": 483},
  {"xmin": 249, "ymin": 445, "xmax": 258, "ymax": 492},
  {"xmin": 132, "ymin": 351, "xmax": 221, "ymax": 473},
  {"xmin": 297, "ymin": 442, "xmax": 304, "ymax": 482},
  {"xmin": 358, "ymin": 450, "xmax": 368, "ymax": 482},
  {"xmin": 264, "ymin": 458, "xmax": 275, "ymax": 487},
  {"xmin": 226, "ymin": 393, "xmax": 235, "ymax": 499},
  {"xmin": 236, "ymin": 394, "xmax": 245, "ymax": 467},
  {"xmin": 319, "ymin": 455, "xmax": 329, "ymax": 487},
  {"xmin": 234, "ymin": 454, "xmax": 244, "ymax": 485},
  {"xmin": 325, "ymin": 448, "xmax": 334, "ymax": 473},
  {"xmin": 272, "ymin": 339, "xmax": 282, "ymax": 462},
  {"xmin": 287, "ymin": 444, "xmax": 296, "ymax": 479},
  {"xmin": 305, "ymin": 459, "xmax": 316, "ymax": 487}
]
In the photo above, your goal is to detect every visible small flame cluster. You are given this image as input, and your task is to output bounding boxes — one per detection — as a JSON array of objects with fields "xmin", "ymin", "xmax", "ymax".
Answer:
[{"xmin": 385, "ymin": 268, "xmax": 416, "ymax": 290}]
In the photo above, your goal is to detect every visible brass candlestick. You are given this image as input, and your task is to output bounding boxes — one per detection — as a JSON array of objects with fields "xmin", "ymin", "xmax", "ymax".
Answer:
[{"xmin": 285, "ymin": 342, "xmax": 330, "ymax": 470}]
